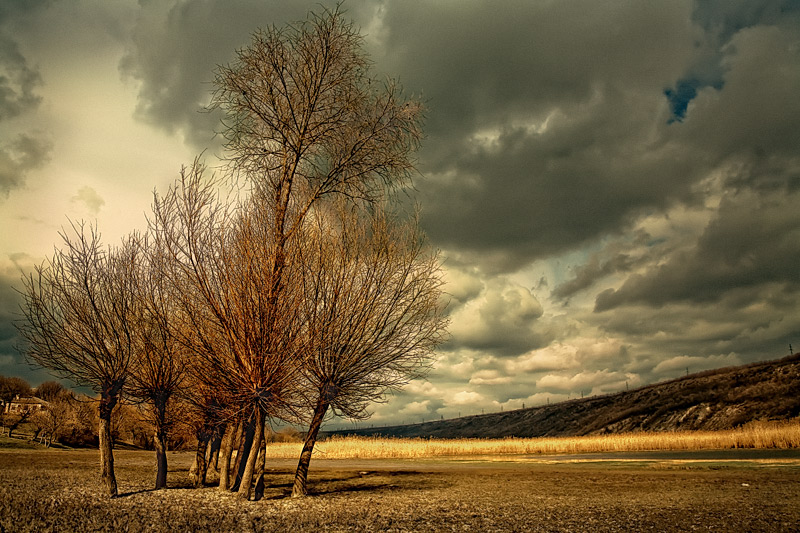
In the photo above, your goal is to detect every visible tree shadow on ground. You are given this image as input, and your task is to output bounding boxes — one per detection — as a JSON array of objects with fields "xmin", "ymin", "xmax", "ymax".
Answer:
[{"xmin": 260, "ymin": 469, "xmax": 450, "ymax": 500}]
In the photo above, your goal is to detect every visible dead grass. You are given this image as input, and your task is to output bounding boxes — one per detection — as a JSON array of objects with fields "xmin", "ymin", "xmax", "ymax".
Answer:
[
  {"xmin": 2, "ymin": 448, "xmax": 799, "ymax": 532},
  {"xmin": 266, "ymin": 419, "xmax": 800, "ymax": 459}
]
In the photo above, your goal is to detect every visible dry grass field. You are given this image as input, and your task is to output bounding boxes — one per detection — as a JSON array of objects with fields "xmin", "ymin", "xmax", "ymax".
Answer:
[
  {"xmin": 270, "ymin": 419, "xmax": 800, "ymax": 459},
  {"xmin": 2, "ymin": 437, "xmax": 800, "ymax": 532}
]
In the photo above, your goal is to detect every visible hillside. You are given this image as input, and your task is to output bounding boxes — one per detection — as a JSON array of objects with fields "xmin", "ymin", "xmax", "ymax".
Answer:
[{"xmin": 325, "ymin": 353, "xmax": 800, "ymax": 439}]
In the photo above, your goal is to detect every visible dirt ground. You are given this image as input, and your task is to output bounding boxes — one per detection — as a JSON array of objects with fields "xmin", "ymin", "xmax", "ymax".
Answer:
[{"xmin": 1, "ymin": 449, "xmax": 799, "ymax": 532}]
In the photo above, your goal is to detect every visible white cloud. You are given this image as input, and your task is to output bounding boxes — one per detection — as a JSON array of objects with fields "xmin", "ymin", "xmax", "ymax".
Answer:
[
  {"xmin": 653, "ymin": 353, "xmax": 742, "ymax": 376},
  {"xmin": 71, "ymin": 186, "xmax": 105, "ymax": 216},
  {"xmin": 469, "ymin": 369, "xmax": 513, "ymax": 387},
  {"xmin": 448, "ymin": 276, "xmax": 545, "ymax": 356},
  {"xmin": 398, "ymin": 400, "xmax": 431, "ymax": 417},
  {"xmin": 449, "ymin": 390, "xmax": 484, "ymax": 406},
  {"xmin": 441, "ymin": 264, "xmax": 484, "ymax": 306},
  {"xmin": 537, "ymin": 370, "xmax": 630, "ymax": 396}
]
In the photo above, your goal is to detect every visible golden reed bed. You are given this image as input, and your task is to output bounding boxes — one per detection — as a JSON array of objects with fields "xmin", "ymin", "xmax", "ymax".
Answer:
[{"xmin": 265, "ymin": 420, "xmax": 800, "ymax": 459}]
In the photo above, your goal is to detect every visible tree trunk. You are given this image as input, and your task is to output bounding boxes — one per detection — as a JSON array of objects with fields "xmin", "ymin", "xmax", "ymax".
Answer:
[
  {"xmin": 190, "ymin": 436, "xmax": 209, "ymax": 487},
  {"xmin": 7, "ymin": 411, "xmax": 30, "ymax": 439},
  {"xmin": 154, "ymin": 428, "xmax": 168, "ymax": 490},
  {"xmin": 253, "ymin": 421, "xmax": 269, "ymax": 500},
  {"xmin": 218, "ymin": 420, "xmax": 239, "ymax": 491},
  {"xmin": 291, "ymin": 397, "xmax": 329, "ymax": 498},
  {"xmin": 231, "ymin": 414, "xmax": 255, "ymax": 492},
  {"xmin": 152, "ymin": 399, "xmax": 169, "ymax": 490},
  {"xmin": 209, "ymin": 431, "xmax": 222, "ymax": 471},
  {"xmin": 98, "ymin": 393, "xmax": 118, "ymax": 498},
  {"xmin": 237, "ymin": 410, "xmax": 264, "ymax": 500}
]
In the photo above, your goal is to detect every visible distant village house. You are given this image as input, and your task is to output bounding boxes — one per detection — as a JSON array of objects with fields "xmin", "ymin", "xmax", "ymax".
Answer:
[{"xmin": 3, "ymin": 395, "xmax": 49, "ymax": 414}]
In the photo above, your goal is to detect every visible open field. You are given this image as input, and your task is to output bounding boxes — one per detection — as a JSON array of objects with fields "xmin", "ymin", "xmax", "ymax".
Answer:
[
  {"xmin": 271, "ymin": 419, "xmax": 800, "ymax": 459},
  {"xmin": 2, "ymin": 447, "xmax": 800, "ymax": 532}
]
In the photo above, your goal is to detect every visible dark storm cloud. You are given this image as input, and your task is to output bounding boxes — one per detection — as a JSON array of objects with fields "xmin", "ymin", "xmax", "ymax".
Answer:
[
  {"xmin": 118, "ymin": 0, "xmax": 800, "ymax": 275},
  {"xmin": 0, "ymin": 255, "xmax": 52, "ymax": 385},
  {"xmin": 593, "ymin": 277, "xmax": 799, "ymax": 385},
  {"xmin": 0, "ymin": 133, "xmax": 53, "ymax": 197},
  {"xmin": 692, "ymin": 0, "xmax": 800, "ymax": 40},
  {"xmin": 593, "ymin": 18, "xmax": 800, "ymax": 313},
  {"xmin": 373, "ymin": 1, "xmax": 705, "ymax": 271},
  {"xmin": 119, "ymin": 0, "xmax": 355, "ymax": 150},
  {"xmin": 0, "ymin": 1, "xmax": 52, "ymax": 198},
  {"xmin": 0, "ymin": 0, "xmax": 51, "ymax": 119},
  {"xmin": 663, "ymin": 0, "xmax": 800, "ymax": 122},
  {"xmin": 0, "ymin": 34, "xmax": 42, "ymax": 121},
  {"xmin": 119, "ymin": 1, "xmax": 705, "ymax": 271},
  {"xmin": 595, "ymin": 190, "xmax": 800, "ymax": 311},
  {"xmin": 552, "ymin": 251, "xmax": 637, "ymax": 301}
]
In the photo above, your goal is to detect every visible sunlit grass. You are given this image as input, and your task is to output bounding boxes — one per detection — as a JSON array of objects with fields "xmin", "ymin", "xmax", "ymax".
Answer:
[{"xmin": 265, "ymin": 420, "xmax": 800, "ymax": 459}]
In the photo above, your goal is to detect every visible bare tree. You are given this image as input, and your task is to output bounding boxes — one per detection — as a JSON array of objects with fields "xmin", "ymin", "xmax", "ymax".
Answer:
[
  {"xmin": 150, "ymin": 164, "xmax": 306, "ymax": 499},
  {"xmin": 200, "ymin": 5, "xmax": 424, "ymax": 499},
  {"xmin": 31, "ymin": 389, "xmax": 73, "ymax": 447},
  {"xmin": 125, "ymin": 234, "xmax": 188, "ymax": 490},
  {"xmin": 35, "ymin": 380, "xmax": 65, "ymax": 402},
  {"xmin": 17, "ymin": 223, "xmax": 139, "ymax": 497},
  {"xmin": 183, "ymin": 377, "xmax": 228, "ymax": 488},
  {"xmin": 291, "ymin": 201, "xmax": 448, "ymax": 497},
  {"xmin": 4, "ymin": 407, "xmax": 33, "ymax": 438},
  {"xmin": 0, "ymin": 375, "xmax": 32, "ymax": 411}
]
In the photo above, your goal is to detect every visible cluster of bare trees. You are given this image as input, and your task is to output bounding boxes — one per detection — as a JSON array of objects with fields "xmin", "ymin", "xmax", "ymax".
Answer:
[
  {"xmin": 16, "ymin": 7, "xmax": 447, "ymax": 500},
  {"xmin": 0, "ymin": 378, "xmax": 97, "ymax": 446}
]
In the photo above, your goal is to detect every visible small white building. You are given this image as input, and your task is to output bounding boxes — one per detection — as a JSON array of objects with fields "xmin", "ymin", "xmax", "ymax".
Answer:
[{"xmin": 4, "ymin": 395, "xmax": 49, "ymax": 414}]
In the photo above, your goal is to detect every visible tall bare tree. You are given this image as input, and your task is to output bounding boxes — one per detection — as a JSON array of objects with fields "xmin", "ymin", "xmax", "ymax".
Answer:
[
  {"xmin": 204, "ymin": 5, "xmax": 424, "ymax": 499},
  {"xmin": 17, "ymin": 223, "xmax": 139, "ymax": 497},
  {"xmin": 291, "ymin": 202, "xmax": 448, "ymax": 497}
]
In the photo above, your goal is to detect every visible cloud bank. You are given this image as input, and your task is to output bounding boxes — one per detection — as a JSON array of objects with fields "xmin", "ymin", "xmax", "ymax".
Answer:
[{"xmin": 0, "ymin": 0, "xmax": 798, "ymax": 426}]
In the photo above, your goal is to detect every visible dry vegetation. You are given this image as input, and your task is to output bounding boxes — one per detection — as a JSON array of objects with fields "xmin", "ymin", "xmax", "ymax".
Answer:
[
  {"xmin": 2, "ymin": 447, "xmax": 799, "ymax": 532},
  {"xmin": 266, "ymin": 420, "xmax": 800, "ymax": 459}
]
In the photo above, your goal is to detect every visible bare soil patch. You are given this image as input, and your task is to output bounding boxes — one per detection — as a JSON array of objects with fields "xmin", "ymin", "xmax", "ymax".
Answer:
[{"xmin": 1, "ymin": 449, "xmax": 799, "ymax": 532}]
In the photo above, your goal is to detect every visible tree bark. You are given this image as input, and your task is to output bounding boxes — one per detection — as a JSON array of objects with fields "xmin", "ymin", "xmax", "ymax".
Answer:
[
  {"xmin": 98, "ymin": 392, "xmax": 119, "ymax": 498},
  {"xmin": 253, "ymin": 421, "xmax": 269, "ymax": 500},
  {"xmin": 154, "ymin": 427, "xmax": 168, "ymax": 490},
  {"xmin": 209, "ymin": 431, "xmax": 222, "ymax": 471},
  {"xmin": 218, "ymin": 420, "xmax": 239, "ymax": 491},
  {"xmin": 237, "ymin": 410, "xmax": 264, "ymax": 500},
  {"xmin": 291, "ymin": 396, "xmax": 329, "ymax": 498},
  {"xmin": 231, "ymin": 414, "xmax": 255, "ymax": 492},
  {"xmin": 190, "ymin": 435, "xmax": 209, "ymax": 487},
  {"xmin": 7, "ymin": 410, "xmax": 31, "ymax": 439}
]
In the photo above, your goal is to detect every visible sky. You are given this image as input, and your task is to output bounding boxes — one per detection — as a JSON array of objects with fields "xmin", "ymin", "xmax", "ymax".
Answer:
[{"xmin": 1, "ymin": 0, "xmax": 799, "ymax": 428}]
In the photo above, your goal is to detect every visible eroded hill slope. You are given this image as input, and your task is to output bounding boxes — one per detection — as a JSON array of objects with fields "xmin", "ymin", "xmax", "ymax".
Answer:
[{"xmin": 326, "ymin": 354, "xmax": 800, "ymax": 439}]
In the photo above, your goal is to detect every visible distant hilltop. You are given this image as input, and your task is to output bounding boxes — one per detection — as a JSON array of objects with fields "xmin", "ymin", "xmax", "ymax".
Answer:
[{"xmin": 325, "ymin": 353, "xmax": 800, "ymax": 439}]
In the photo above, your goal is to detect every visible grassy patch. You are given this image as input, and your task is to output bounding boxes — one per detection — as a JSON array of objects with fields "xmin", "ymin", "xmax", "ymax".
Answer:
[{"xmin": 0, "ymin": 435, "xmax": 41, "ymax": 450}]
